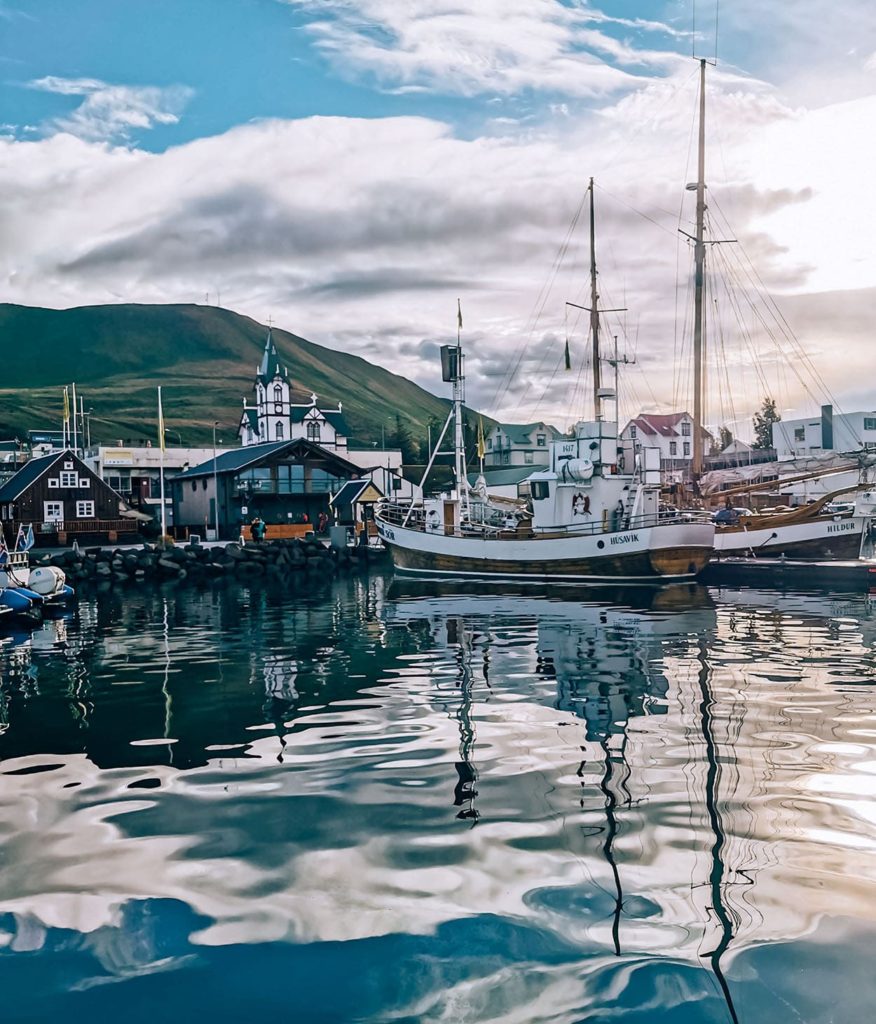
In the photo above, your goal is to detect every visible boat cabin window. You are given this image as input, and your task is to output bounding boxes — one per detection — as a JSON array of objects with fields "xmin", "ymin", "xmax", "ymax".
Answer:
[{"xmin": 531, "ymin": 480, "xmax": 550, "ymax": 500}]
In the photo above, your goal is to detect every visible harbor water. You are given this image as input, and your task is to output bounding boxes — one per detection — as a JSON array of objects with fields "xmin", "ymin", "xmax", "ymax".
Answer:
[{"xmin": 1, "ymin": 572, "xmax": 875, "ymax": 1022}]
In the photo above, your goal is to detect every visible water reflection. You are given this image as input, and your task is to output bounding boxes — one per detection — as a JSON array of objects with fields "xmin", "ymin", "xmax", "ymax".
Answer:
[{"xmin": 1, "ymin": 576, "xmax": 876, "ymax": 1021}]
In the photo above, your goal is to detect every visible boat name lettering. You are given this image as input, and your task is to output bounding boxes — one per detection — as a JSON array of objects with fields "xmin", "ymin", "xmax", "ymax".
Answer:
[
  {"xmin": 827, "ymin": 522, "xmax": 855, "ymax": 534},
  {"xmin": 381, "ymin": 527, "xmax": 395, "ymax": 541},
  {"xmin": 610, "ymin": 533, "xmax": 640, "ymax": 546}
]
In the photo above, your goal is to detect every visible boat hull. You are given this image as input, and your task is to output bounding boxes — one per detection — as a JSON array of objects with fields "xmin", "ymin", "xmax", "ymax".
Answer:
[
  {"xmin": 714, "ymin": 516, "xmax": 866, "ymax": 560},
  {"xmin": 375, "ymin": 518, "xmax": 714, "ymax": 583}
]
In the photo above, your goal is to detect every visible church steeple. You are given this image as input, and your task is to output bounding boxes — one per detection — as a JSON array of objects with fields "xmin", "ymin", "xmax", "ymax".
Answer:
[{"xmin": 260, "ymin": 327, "xmax": 286, "ymax": 385}]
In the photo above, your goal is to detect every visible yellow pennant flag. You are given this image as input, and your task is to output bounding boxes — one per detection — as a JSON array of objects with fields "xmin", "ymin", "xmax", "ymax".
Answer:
[
  {"xmin": 477, "ymin": 416, "xmax": 486, "ymax": 461},
  {"xmin": 157, "ymin": 387, "xmax": 166, "ymax": 452},
  {"xmin": 62, "ymin": 386, "xmax": 70, "ymax": 425}
]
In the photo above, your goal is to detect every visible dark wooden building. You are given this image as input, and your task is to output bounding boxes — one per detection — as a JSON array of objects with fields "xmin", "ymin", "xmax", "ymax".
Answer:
[
  {"xmin": 171, "ymin": 438, "xmax": 363, "ymax": 540},
  {"xmin": 0, "ymin": 449, "xmax": 137, "ymax": 547}
]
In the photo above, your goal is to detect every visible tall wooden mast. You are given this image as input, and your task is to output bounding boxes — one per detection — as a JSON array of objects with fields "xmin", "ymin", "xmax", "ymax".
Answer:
[
  {"xmin": 589, "ymin": 177, "xmax": 602, "ymax": 419},
  {"xmin": 692, "ymin": 58, "xmax": 707, "ymax": 478}
]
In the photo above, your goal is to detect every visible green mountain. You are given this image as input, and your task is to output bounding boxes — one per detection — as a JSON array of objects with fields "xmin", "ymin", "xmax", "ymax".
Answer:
[{"xmin": 0, "ymin": 303, "xmax": 473, "ymax": 453}]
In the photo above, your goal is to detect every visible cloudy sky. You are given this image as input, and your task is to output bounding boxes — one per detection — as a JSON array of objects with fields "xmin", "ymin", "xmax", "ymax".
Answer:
[{"xmin": 2, "ymin": 0, "xmax": 876, "ymax": 436}]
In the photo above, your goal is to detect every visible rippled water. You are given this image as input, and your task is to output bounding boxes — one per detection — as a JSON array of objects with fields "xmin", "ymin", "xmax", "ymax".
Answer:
[{"xmin": 2, "ymin": 573, "xmax": 876, "ymax": 1023}]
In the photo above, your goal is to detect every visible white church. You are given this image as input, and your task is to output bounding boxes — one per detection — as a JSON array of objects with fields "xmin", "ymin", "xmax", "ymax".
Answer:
[{"xmin": 239, "ymin": 328, "xmax": 350, "ymax": 451}]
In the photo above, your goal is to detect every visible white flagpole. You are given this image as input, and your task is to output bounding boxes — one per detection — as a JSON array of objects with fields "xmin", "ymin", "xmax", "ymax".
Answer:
[
  {"xmin": 71, "ymin": 382, "xmax": 79, "ymax": 455},
  {"xmin": 62, "ymin": 387, "xmax": 69, "ymax": 448},
  {"xmin": 158, "ymin": 387, "xmax": 168, "ymax": 540}
]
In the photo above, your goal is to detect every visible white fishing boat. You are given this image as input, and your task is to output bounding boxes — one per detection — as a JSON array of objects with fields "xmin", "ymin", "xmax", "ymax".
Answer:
[{"xmin": 376, "ymin": 185, "xmax": 714, "ymax": 584}]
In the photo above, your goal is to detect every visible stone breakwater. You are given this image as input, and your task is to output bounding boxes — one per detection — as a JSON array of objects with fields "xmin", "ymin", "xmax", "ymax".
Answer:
[{"xmin": 34, "ymin": 537, "xmax": 386, "ymax": 587}]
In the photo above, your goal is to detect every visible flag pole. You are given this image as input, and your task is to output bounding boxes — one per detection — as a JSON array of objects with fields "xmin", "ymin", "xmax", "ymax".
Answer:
[
  {"xmin": 71, "ymin": 382, "xmax": 79, "ymax": 455},
  {"xmin": 158, "ymin": 387, "xmax": 168, "ymax": 541},
  {"xmin": 62, "ymin": 386, "xmax": 70, "ymax": 448}
]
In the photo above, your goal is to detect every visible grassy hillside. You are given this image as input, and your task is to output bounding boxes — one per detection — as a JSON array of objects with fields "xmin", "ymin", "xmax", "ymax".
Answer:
[{"xmin": 0, "ymin": 303, "xmax": 478, "ymax": 450}]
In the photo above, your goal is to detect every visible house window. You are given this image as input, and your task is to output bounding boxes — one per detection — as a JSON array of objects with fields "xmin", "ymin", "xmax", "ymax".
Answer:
[
  {"xmin": 78, "ymin": 477, "xmax": 90, "ymax": 488},
  {"xmin": 275, "ymin": 421, "xmax": 284, "ymax": 441},
  {"xmin": 683, "ymin": 442, "xmax": 691, "ymax": 456},
  {"xmin": 307, "ymin": 422, "xmax": 320, "ymax": 442},
  {"xmin": 59, "ymin": 471, "xmax": 78, "ymax": 487},
  {"xmin": 537, "ymin": 434, "xmax": 546, "ymax": 446},
  {"xmin": 669, "ymin": 442, "xmax": 677, "ymax": 456},
  {"xmin": 487, "ymin": 439, "xmax": 492, "ymax": 450},
  {"xmin": 864, "ymin": 418, "xmax": 876, "ymax": 431},
  {"xmin": 76, "ymin": 500, "xmax": 95, "ymax": 518},
  {"xmin": 794, "ymin": 427, "xmax": 805, "ymax": 442},
  {"xmin": 630, "ymin": 426, "xmax": 637, "ymax": 439},
  {"xmin": 48, "ymin": 477, "xmax": 59, "ymax": 489},
  {"xmin": 43, "ymin": 501, "xmax": 63, "ymax": 524},
  {"xmin": 524, "ymin": 450, "xmax": 534, "ymax": 464},
  {"xmin": 502, "ymin": 450, "xmax": 510, "ymax": 465},
  {"xmin": 681, "ymin": 422, "xmax": 691, "ymax": 436},
  {"xmin": 63, "ymin": 461, "xmax": 74, "ymax": 470}
]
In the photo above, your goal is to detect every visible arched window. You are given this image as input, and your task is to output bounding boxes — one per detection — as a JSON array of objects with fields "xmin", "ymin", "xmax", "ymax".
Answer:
[
  {"xmin": 273, "ymin": 384, "xmax": 283, "ymax": 403},
  {"xmin": 307, "ymin": 421, "xmax": 320, "ymax": 442},
  {"xmin": 275, "ymin": 421, "xmax": 284, "ymax": 441}
]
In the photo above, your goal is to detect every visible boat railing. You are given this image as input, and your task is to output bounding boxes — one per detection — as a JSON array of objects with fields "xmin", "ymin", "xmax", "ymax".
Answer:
[{"xmin": 377, "ymin": 501, "xmax": 712, "ymax": 536}]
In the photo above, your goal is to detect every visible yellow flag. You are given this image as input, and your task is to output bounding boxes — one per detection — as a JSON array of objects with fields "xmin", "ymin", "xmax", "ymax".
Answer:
[
  {"xmin": 62, "ymin": 386, "xmax": 70, "ymax": 425},
  {"xmin": 477, "ymin": 416, "xmax": 485, "ymax": 461},
  {"xmin": 157, "ymin": 387, "xmax": 166, "ymax": 452}
]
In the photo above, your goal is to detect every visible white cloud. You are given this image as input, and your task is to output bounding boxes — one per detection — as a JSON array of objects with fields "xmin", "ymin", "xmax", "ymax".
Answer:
[
  {"xmin": 281, "ymin": 0, "xmax": 687, "ymax": 97},
  {"xmin": 28, "ymin": 76, "xmax": 194, "ymax": 142},
  {"xmin": 2, "ymin": 60, "xmax": 875, "ymax": 432}
]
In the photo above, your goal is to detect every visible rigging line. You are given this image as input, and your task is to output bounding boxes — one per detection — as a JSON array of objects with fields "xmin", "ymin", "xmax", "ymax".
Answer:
[
  {"xmin": 593, "ymin": 183, "xmax": 680, "ymax": 240},
  {"xmin": 713, "ymin": 286, "xmax": 738, "ymax": 437},
  {"xmin": 709, "ymin": 243, "xmax": 778, "ymax": 402},
  {"xmin": 707, "ymin": 194, "xmax": 852, "ymax": 423},
  {"xmin": 710, "ymin": 233, "xmax": 828, "ymax": 411},
  {"xmin": 490, "ymin": 192, "xmax": 587, "ymax": 416}
]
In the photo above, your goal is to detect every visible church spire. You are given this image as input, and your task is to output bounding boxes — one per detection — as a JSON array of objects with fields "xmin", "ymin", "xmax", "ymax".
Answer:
[{"xmin": 258, "ymin": 327, "xmax": 278, "ymax": 382}]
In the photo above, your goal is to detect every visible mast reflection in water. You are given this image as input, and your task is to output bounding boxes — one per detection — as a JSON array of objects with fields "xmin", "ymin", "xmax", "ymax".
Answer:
[{"xmin": 1, "ymin": 575, "xmax": 876, "ymax": 1023}]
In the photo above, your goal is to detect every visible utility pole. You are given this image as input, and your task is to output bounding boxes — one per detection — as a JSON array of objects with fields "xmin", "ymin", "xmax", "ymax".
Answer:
[{"xmin": 212, "ymin": 421, "xmax": 220, "ymax": 540}]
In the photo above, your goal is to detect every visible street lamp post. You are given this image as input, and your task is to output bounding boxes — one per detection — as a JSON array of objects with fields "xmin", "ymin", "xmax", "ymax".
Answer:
[{"xmin": 212, "ymin": 422, "xmax": 220, "ymax": 540}]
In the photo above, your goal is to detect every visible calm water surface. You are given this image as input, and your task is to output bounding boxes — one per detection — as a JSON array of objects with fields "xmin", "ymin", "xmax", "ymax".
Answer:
[{"xmin": 1, "ymin": 573, "xmax": 875, "ymax": 1023}]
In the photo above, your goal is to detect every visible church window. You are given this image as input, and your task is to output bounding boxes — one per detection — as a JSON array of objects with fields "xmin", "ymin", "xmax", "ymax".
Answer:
[
  {"xmin": 274, "ymin": 384, "xmax": 283, "ymax": 403},
  {"xmin": 307, "ymin": 422, "xmax": 320, "ymax": 442},
  {"xmin": 275, "ymin": 422, "xmax": 284, "ymax": 441}
]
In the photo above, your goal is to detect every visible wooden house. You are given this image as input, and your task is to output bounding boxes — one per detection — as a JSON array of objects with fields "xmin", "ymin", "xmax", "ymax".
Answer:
[{"xmin": 0, "ymin": 449, "xmax": 138, "ymax": 547}]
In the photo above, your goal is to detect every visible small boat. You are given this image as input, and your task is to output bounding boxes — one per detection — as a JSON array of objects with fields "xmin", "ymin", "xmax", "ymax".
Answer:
[
  {"xmin": 0, "ymin": 549, "xmax": 74, "ymax": 616},
  {"xmin": 376, "ymin": 184, "xmax": 714, "ymax": 585}
]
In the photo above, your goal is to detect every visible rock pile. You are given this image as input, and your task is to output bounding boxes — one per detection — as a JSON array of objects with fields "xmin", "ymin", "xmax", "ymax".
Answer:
[{"xmin": 34, "ymin": 537, "xmax": 385, "ymax": 587}]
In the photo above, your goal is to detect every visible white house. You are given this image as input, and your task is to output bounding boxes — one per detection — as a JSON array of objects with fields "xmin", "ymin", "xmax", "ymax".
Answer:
[
  {"xmin": 484, "ymin": 422, "xmax": 563, "ymax": 468},
  {"xmin": 620, "ymin": 412, "xmax": 710, "ymax": 480}
]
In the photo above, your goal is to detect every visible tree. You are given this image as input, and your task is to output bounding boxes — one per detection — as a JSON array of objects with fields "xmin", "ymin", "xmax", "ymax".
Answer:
[
  {"xmin": 752, "ymin": 397, "xmax": 780, "ymax": 450},
  {"xmin": 719, "ymin": 425, "xmax": 733, "ymax": 452}
]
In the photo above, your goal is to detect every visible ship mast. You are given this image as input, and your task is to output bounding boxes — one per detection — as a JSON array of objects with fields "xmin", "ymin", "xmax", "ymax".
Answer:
[
  {"xmin": 692, "ymin": 58, "xmax": 707, "ymax": 479},
  {"xmin": 453, "ymin": 300, "xmax": 469, "ymax": 520},
  {"xmin": 589, "ymin": 177, "xmax": 602, "ymax": 420}
]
